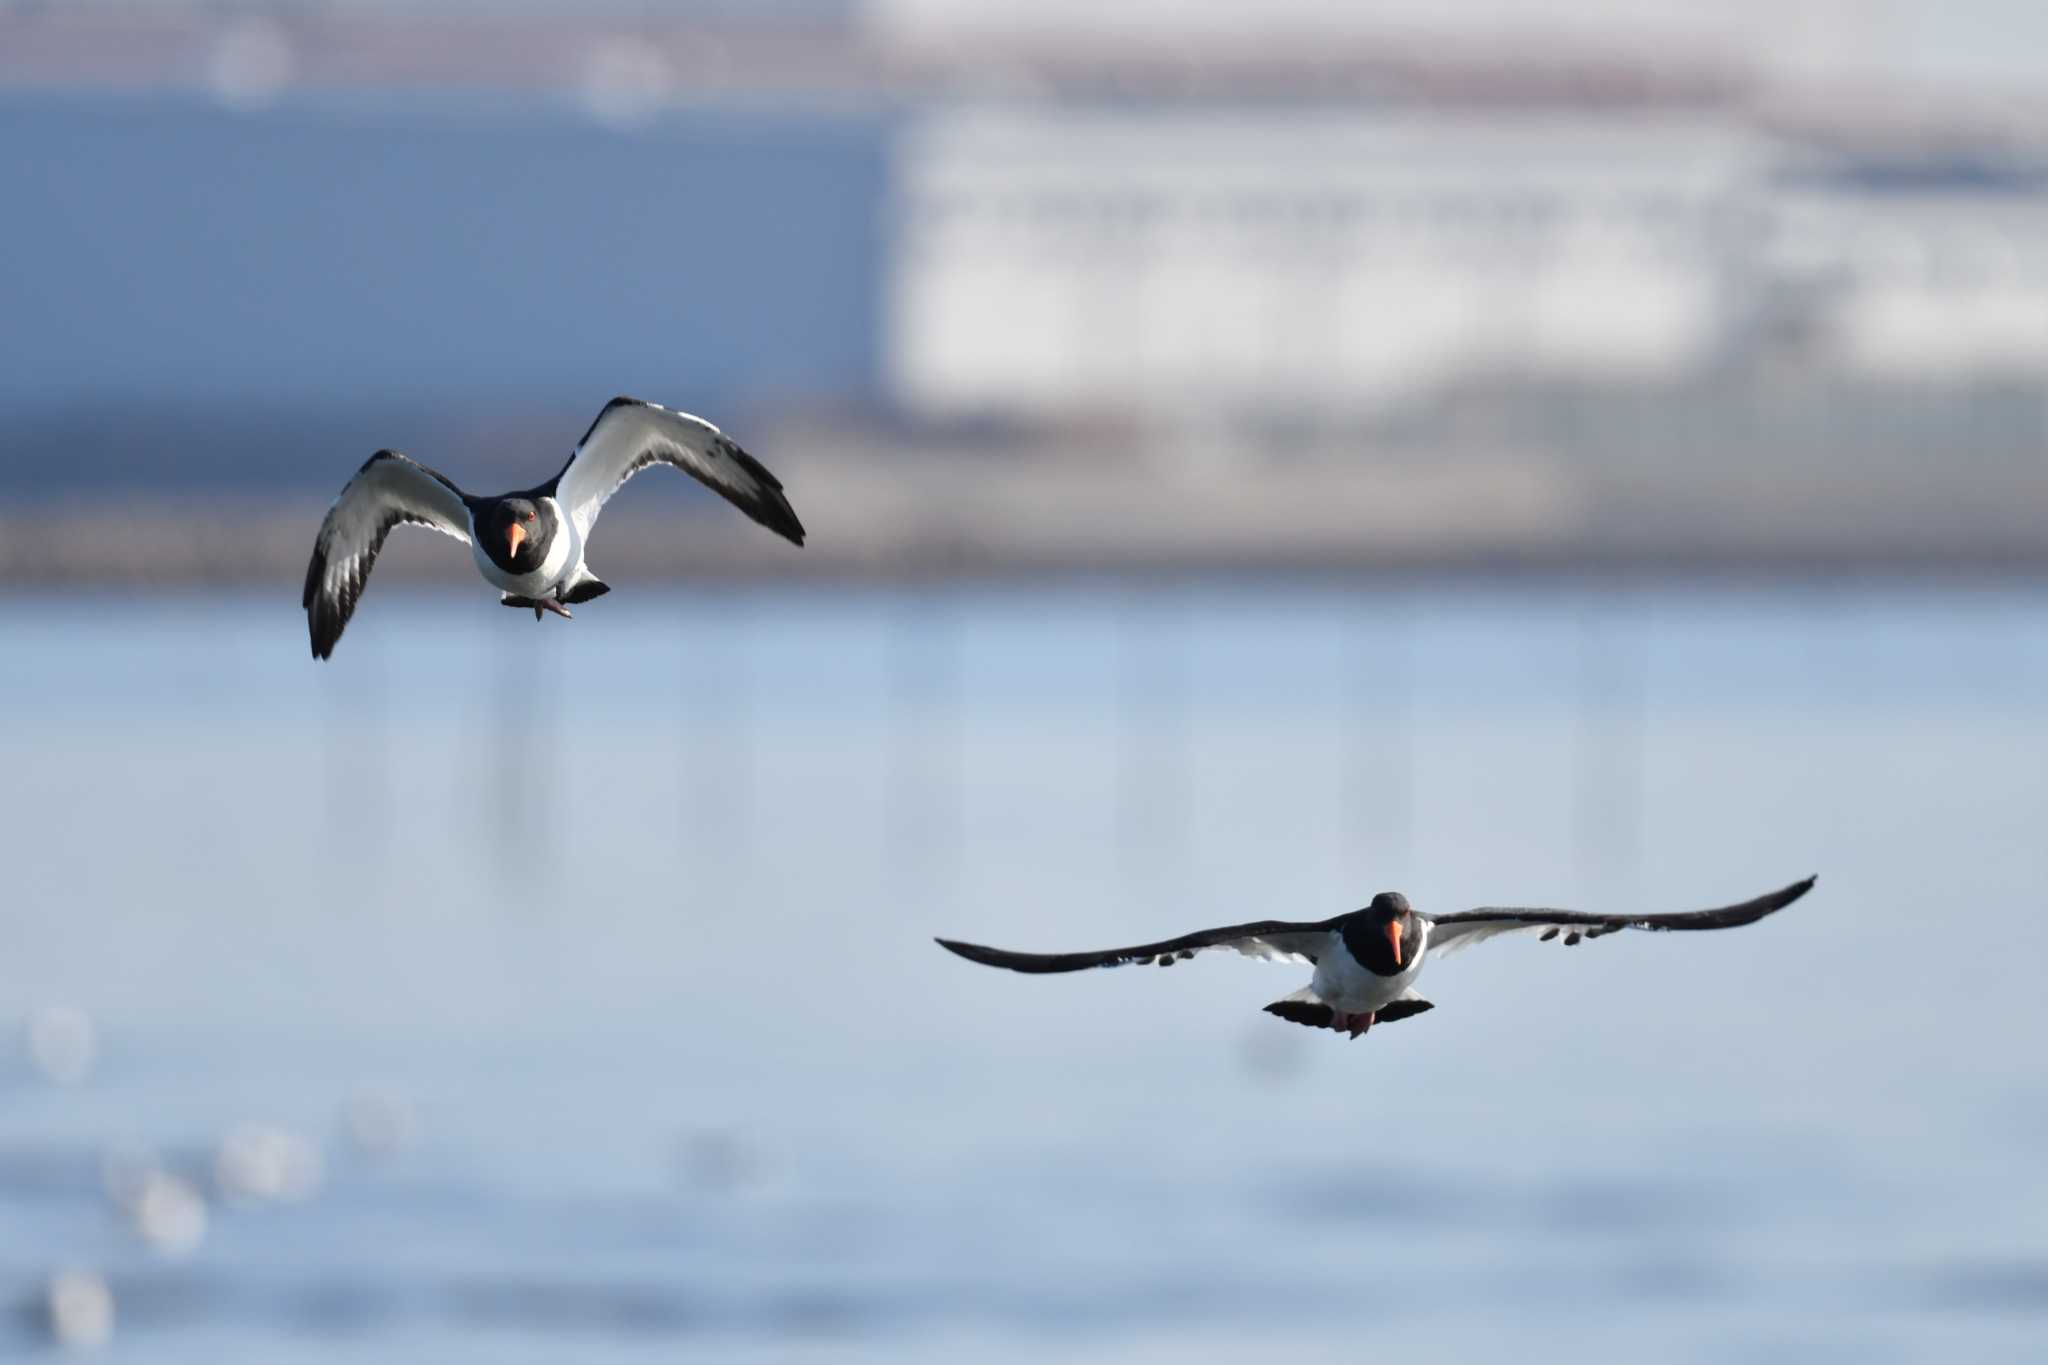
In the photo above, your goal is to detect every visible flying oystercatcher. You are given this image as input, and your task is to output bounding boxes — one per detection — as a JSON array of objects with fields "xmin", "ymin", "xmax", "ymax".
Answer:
[
  {"xmin": 938, "ymin": 877, "xmax": 1815, "ymax": 1039},
  {"xmin": 303, "ymin": 396, "xmax": 804, "ymax": 659}
]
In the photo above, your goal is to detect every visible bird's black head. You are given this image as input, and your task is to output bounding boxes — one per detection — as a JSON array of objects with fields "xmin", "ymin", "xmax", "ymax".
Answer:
[
  {"xmin": 1343, "ymin": 891, "xmax": 1417, "ymax": 976},
  {"xmin": 482, "ymin": 497, "xmax": 551, "ymax": 573}
]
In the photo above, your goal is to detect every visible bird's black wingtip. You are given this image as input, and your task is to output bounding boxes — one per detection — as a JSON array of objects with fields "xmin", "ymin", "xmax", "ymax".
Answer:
[
  {"xmin": 935, "ymin": 937, "xmax": 1014, "ymax": 970},
  {"xmin": 1742, "ymin": 874, "xmax": 1816, "ymax": 920},
  {"xmin": 746, "ymin": 485, "xmax": 805, "ymax": 547},
  {"xmin": 757, "ymin": 501, "xmax": 806, "ymax": 548},
  {"xmin": 732, "ymin": 450, "xmax": 805, "ymax": 547}
]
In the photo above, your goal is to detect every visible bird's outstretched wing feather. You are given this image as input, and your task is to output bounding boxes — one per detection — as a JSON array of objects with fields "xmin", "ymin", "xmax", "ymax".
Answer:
[
  {"xmin": 935, "ymin": 917, "xmax": 1341, "ymax": 974},
  {"xmin": 1425, "ymin": 876, "xmax": 1815, "ymax": 957},
  {"xmin": 549, "ymin": 396, "xmax": 804, "ymax": 545},
  {"xmin": 302, "ymin": 451, "xmax": 471, "ymax": 660}
]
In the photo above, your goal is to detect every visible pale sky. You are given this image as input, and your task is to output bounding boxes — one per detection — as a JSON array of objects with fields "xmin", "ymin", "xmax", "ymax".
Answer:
[
  {"xmin": 867, "ymin": 0, "xmax": 2048, "ymax": 86},
  {"xmin": 37, "ymin": 1, "xmax": 2048, "ymax": 86}
]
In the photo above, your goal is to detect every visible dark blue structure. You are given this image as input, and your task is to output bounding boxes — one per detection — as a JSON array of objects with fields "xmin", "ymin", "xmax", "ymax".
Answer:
[{"xmin": 1, "ymin": 94, "xmax": 889, "ymax": 491}]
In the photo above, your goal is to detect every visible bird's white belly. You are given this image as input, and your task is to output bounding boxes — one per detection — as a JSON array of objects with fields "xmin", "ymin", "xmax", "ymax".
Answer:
[{"xmin": 1311, "ymin": 945, "xmax": 1425, "ymax": 1012}]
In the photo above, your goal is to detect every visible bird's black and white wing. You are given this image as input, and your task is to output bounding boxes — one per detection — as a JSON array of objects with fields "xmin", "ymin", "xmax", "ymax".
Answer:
[
  {"xmin": 1424, "ymin": 876, "xmax": 1815, "ymax": 957},
  {"xmin": 549, "ymin": 396, "xmax": 805, "ymax": 545},
  {"xmin": 302, "ymin": 451, "xmax": 471, "ymax": 660},
  {"xmin": 936, "ymin": 917, "xmax": 1342, "ymax": 975}
]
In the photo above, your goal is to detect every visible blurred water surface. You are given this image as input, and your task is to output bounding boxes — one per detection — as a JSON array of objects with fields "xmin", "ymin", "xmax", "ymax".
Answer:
[{"xmin": 2, "ymin": 583, "xmax": 2044, "ymax": 1361}]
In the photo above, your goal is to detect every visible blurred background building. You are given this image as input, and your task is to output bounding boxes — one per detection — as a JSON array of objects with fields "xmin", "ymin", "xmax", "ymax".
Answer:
[{"xmin": 4, "ymin": 0, "xmax": 2047, "ymax": 577}]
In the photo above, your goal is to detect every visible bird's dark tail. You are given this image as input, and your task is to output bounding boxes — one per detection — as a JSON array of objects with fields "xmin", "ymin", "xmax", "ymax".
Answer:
[
  {"xmin": 1263, "ymin": 996, "xmax": 1434, "ymax": 1033},
  {"xmin": 1264, "ymin": 998, "xmax": 1336, "ymax": 1029}
]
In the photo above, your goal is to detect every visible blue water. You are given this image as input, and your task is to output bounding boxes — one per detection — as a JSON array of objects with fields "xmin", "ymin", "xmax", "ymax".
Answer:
[{"xmin": 2, "ymin": 584, "xmax": 2044, "ymax": 1361}]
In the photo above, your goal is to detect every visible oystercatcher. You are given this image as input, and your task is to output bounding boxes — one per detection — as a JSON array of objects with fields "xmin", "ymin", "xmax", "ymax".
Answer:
[
  {"xmin": 937, "ymin": 877, "xmax": 1815, "ymax": 1039},
  {"xmin": 302, "ymin": 396, "xmax": 804, "ymax": 659}
]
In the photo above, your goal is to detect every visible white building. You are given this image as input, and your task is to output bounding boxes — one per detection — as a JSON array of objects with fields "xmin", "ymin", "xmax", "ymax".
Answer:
[{"xmin": 887, "ymin": 105, "xmax": 2048, "ymax": 420}]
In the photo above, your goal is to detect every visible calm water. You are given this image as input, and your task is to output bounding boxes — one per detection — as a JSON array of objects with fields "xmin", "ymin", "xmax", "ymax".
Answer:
[{"xmin": 2, "ymin": 584, "xmax": 2044, "ymax": 1362}]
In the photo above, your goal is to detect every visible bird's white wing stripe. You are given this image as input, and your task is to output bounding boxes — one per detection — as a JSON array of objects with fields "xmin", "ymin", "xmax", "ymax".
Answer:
[
  {"xmin": 1426, "ymin": 921, "xmax": 1564, "ymax": 957},
  {"xmin": 1106, "ymin": 932, "xmax": 1325, "ymax": 967},
  {"xmin": 553, "ymin": 397, "xmax": 804, "ymax": 544},
  {"xmin": 1229, "ymin": 934, "xmax": 1325, "ymax": 964},
  {"xmin": 302, "ymin": 452, "xmax": 470, "ymax": 659}
]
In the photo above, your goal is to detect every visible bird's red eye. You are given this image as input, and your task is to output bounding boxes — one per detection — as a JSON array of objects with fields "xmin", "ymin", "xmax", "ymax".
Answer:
[{"xmin": 523, "ymin": 512, "xmax": 536, "ymax": 523}]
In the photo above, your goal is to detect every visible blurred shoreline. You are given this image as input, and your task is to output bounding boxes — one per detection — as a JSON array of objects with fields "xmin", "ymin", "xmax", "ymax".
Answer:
[
  {"xmin": 11, "ymin": 396, "xmax": 2046, "ymax": 584},
  {"xmin": 9, "ymin": 496, "xmax": 2048, "ymax": 586}
]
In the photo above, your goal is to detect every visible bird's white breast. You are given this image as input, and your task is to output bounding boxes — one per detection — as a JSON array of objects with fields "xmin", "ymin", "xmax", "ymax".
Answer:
[{"xmin": 1309, "ymin": 921, "xmax": 1430, "ymax": 1012}]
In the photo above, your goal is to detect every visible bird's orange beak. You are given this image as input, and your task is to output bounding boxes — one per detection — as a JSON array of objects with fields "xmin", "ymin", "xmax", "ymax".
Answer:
[
  {"xmin": 1386, "ymin": 919, "xmax": 1404, "ymax": 967},
  {"xmin": 506, "ymin": 522, "xmax": 526, "ymax": 557}
]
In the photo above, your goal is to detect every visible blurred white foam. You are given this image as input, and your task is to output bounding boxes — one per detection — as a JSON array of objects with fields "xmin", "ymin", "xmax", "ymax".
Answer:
[
  {"xmin": 132, "ymin": 1171, "xmax": 208, "ymax": 1258},
  {"xmin": 215, "ymin": 1125, "xmax": 324, "ymax": 1205},
  {"xmin": 24, "ymin": 1005, "xmax": 96, "ymax": 1086},
  {"xmin": 44, "ymin": 1269, "xmax": 113, "ymax": 1351},
  {"xmin": 101, "ymin": 1145, "xmax": 209, "ymax": 1257}
]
